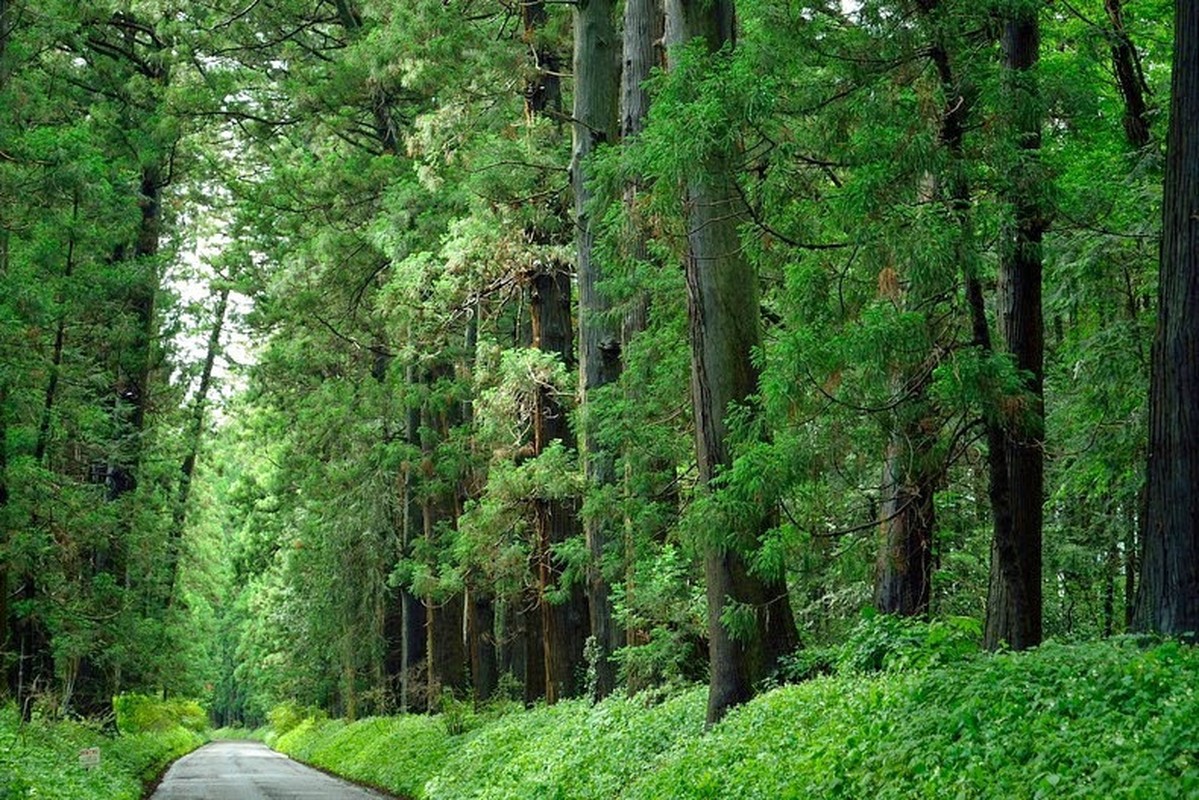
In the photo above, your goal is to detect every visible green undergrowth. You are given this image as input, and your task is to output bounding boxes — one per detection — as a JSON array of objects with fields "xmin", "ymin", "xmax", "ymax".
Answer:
[
  {"xmin": 0, "ymin": 695, "xmax": 207, "ymax": 800},
  {"xmin": 266, "ymin": 637, "xmax": 1199, "ymax": 800},
  {"xmin": 211, "ymin": 724, "xmax": 269, "ymax": 740}
]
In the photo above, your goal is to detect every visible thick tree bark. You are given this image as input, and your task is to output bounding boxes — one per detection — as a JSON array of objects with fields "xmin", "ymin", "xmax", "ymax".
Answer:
[
  {"xmin": 427, "ymin": 588, "xmax": 467, "ymax": 699},
  {"xmin": 621, "ymin": 0, "xmax": 659, "ymax": 143},
  {"xmin": 666, "ymin": 0, "xmax": 798, "ymax": 725},
  {"xmin": 1105, "ymin": 0, "xmax": 1152, "ymax": 150},
  {"xmin": 107, "ymin": 166, "xmax": 162, "ymax": 503},
  {"xmin": 1133, "ymin": 0, "xmax": 1199, "ymax": 636},
  {"xmin": 618, "ymin": 0, "xmax": 669, "ymax": 656},
  {"xmin": 874, "ymin": 422, "xmax": 937, "ymax": 616},
  {"xmin": 984, "ymin": 12, "xmax": 1045, "ymax": 651},
  {"xmin": 574, "ymin": 0, "xmax": 622, "ymax": 701},
  {"xmin": 521, "ymin": 594, "xmax": 546, "ymax": 704},
  {"xmin": 530, "ymin": 265, "xmax": 589, "ymax": 703}
]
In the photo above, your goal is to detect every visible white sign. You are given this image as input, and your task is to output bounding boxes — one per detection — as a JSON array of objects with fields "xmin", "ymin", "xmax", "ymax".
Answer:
[{"xmin": 79, "ymin": 747, "xmax": 101, "ymax": 769}]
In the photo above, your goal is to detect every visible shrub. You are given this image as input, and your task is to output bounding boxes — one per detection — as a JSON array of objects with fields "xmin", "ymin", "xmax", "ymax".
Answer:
[
  {"xmin": 0, "ymin": 701, "xmax": 205, "ymax": 800},
  {"xmin": 834, "ymin": 610, "xmax": 981, "ymax": 674},
  {"xmin": 113, "ymin": 694, "xmax": 208, "ymax": 735}
]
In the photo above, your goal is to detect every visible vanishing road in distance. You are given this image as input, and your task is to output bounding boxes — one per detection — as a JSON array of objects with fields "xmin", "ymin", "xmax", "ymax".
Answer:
[{"xmin": 150, "ymin": 740, "xmax": 391, "ymax": 800}]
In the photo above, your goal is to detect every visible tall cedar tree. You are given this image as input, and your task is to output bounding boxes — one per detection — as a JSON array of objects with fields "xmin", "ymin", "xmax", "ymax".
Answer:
[
  {"xmin": 574, "ymin": 0, "xmax": 622, "ymax": 701},
  {"xmin": 664, "ymin": 0, "xmax": 799, "ymax": 724},
  {"xmin": 984, "ymin": 5, "xmax": 1046, "ymax": 651},
  {"xmin": 1133, "ymin": 0, "xmax": 1199, "ymax": 635}
]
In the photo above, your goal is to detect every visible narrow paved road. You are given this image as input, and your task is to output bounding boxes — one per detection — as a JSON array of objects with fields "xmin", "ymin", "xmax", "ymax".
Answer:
[{"xmin": 151, "ymin": 741, "xmax": 391, "ymax": 799}]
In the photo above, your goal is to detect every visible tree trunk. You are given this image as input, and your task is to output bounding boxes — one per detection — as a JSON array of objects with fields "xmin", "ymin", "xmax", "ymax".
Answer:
[
  {"xmin": 1105, "ymin": 0, "xmax": 1152, "ymax": 149},
  {"xmin": 107, "ymin": 166, "xmax": 162, "ymax": 502},
  {"xmin": 530, "ymin": 265, "xmax": 588, "ymax": 703},
  {"xmin": 467, "ymin": 587, "xmax": 498, "ymax": 703},
  {"xmin": 0, "ymin": 0, "xmax": 9, "ymax": 670},
  {"xmin": 168, "ymin": 287, "xmax": 229, "ymax": 605},
  {"xmin": 574, "ymin": 0, "xmax": 621, "ymax": 701},
  {"xmin": 984, "ymin": 11, "xmax": 1045, "ymax": 651},
  {"xmin": 523, "ymin": 0, "xmax": 562, "ymax": 119},
  {"xmin": 34, "ymin": 192, "xmax": 78, "ymax": 464},
  {"xmin": 0, "ymin": 383, "xmax": 8, "ymax": 665},
  {"xmin": 422, "ymin": 392, "xmax": 469, "ymax": 699},
  {"xmin": 874, "ymin": 424, "xmax": 937, "ymax": 616},
  {"xmin": 427, "ymin": 589, "xmax": 467, "ymax": 700},
  {"xmin": 1132, "ymin": 0, "xmax": 1199, "ymax": 636},
  {"xmin": 665, "ymin": 0, "xmax": 799, "ymax": 725},
  {"xmin": 521, "ymin": 593, "xmax": 546, "ymax": 704},
  {"xmin": 618, "ymin": 0, "xmax": 668, "ymax": 658}
]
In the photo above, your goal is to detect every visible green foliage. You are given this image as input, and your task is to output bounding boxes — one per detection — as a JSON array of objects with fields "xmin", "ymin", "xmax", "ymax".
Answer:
[
  {"xmin": 833, "ymin": 611, "xmax": 982, "ymax": 674},
  {"xmin": 265, "ymin": 701, "xmax": 319, "ymax": 739},
  {"xmin": 261, "ymin": 641, "xmax": 1199, "ymax": 799},
  {"xmin": 0, "ymin": 702, "xmax": 205, "ymax": 799},
  {"xmin": 627, "ymin": 640, "xmax": 1199, "ymax": 799},
  {"xmin": 272, "ymin": 712, "xmax": 452, "ymax": 798},
  {"xmin": 113, "ymin": 694, "xmax": 208, "ymax": 735}
]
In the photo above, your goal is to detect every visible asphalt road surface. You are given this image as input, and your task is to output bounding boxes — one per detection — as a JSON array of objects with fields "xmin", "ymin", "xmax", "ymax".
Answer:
[{"xmin": 150, "ymin": 741, "xmax": 391, "ymax": 800}]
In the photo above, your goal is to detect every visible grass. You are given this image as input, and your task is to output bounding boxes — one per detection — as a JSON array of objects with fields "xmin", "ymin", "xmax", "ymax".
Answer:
[{"xmin": 264, "ymin": 637, "xmax": 1199, "ymax": 800}]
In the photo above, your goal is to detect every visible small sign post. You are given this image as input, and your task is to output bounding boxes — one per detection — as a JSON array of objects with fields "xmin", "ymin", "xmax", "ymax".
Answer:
[{"xmin": 79, "ymin": 747, "xmax": 101, "ymax": 769}]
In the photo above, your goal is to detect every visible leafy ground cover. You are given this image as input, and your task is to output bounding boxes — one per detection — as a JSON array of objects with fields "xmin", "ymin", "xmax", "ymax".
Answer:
[
  {"xmin": 266, "ymin": 636, "xmax": 1199, "ymax": 799},
  {"xmin": 0, "ymin": 696, "xmax": 207, "ymax": 800}
]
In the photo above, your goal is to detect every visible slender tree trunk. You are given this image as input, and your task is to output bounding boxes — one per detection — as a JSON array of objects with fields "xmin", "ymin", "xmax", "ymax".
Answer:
[
  {"xmin": 984, "ymin": 11, "xmax": 1045, "ymax": 651},
  {"xmin": 665, "ymin": 0, "xmax": 798, "ymax": 725},
  {"xmin": 107, "ymin": 166, "xmax": 162, "ymax": 502},
  {"xmin": 1106, "ymin": 0, "xmax": 1152, "ymax": 150},
  {"xmin": 467, "ymin": 587, "xmax": 497, "ymax": 703},
  {"xmin": 1133, "ymin": 0, "xmax": 1199, "ymax": 636},
  {"xmin": 0, "ymin": 383, "xmax": 8, "ymax": 665},
  {"xmin": 422, "ymin": 394, "xmax": 468, "ymax": 699},
  {"xmin": 167, "ymin": 287, "xmax": 228, "ymax": 605},
  {"xmin": 574, "ymin": 0, "xmax": 622, "ymax": 701},
  {"xmin": 0, "ymin": 0, "xmax": 9, "ymax": 667},
  {"xmin": 459, "ymin": 310, "xmax": 497, "ymax": 703},
  {"xmin": 34, "ymin": 192, "xmax": 79, "ymax": 464},
  {"xmin": 874, "ymin": 77, "xmax": 950, "ymax": 615}
]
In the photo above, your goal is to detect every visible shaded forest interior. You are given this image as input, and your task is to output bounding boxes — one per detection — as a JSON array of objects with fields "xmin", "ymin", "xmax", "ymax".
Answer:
[{"xmin": 1, "ymin": 0, "xmax": 1197, "ymax": 732}]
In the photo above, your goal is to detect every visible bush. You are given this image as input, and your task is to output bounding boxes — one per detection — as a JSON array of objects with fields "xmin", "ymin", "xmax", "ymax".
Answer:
[
  {"xmin": 426, "ymin": 688, "xmax": 706, "ymax": 800},
  {"xmin": 0, "ymin": 701, "xmax": 206, "ymax": 800},
  {"xmin": 626, "ymin": 638, "xmax": 1199, "ymax": 799},
  {"xmin": 266, "ymin": 700, "xmax": 317, "ymax": 739},
  {"xmin": 263, "ymin": 639, "xmax": 1199, "ymax": 800},
  {"xmin": 834, "ymin": 610, "xmax": 982, "ymax": 674},
  {"xmin": 270, "ymin": 713, "xmax": 451, "ymax": 798},
  {"xmin": 114, "ymin": 694, "xmax": 208, "ymax": 735}
]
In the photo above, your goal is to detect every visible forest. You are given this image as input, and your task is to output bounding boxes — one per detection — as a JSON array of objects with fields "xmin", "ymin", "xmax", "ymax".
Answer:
[{"xmin": 1, "ymin": 0, "xmax": 1198, "ymax": 794}]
